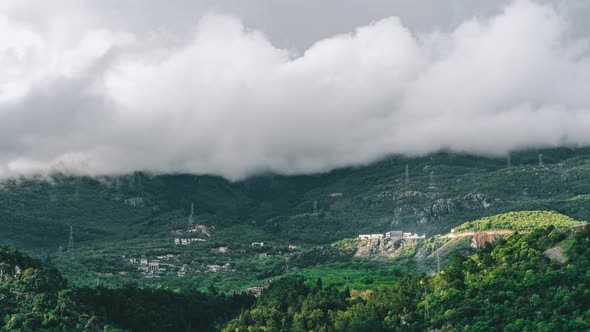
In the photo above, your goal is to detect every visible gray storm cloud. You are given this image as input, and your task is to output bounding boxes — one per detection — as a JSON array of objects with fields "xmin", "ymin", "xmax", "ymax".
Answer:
[{"xmin": 1, "ymin": 0, "xmax": 590, "ymax": 179}]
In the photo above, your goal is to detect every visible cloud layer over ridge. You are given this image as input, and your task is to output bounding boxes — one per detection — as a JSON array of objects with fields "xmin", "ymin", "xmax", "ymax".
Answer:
[{"xmin": 1, "ymin": 0, "xmax": 590, "ymax": 179}]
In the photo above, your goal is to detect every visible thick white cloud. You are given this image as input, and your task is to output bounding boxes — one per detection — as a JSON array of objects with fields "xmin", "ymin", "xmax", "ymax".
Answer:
[{"xmin": 1, "ymin": 0, "xmax": 590, "ymax": 179}]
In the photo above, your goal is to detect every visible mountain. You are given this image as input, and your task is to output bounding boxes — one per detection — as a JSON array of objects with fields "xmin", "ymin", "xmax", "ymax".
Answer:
[{"xmin": 1, "ymin": 146, "xmax": 590, "ymax": 290}]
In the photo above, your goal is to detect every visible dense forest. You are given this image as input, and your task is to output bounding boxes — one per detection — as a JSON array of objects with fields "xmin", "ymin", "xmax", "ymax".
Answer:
[{"xmin": 224, "ymin": 226, "xmax": 590, "ymax": 331}]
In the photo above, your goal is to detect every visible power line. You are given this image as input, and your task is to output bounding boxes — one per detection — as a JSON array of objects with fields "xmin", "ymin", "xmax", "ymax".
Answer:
[
  {"xmin": 188, "ymin": 202, "xmax": 194, "ymax": 229},
  {"xmin": 405, "ymin": 165, "xmax": 409, "ymax": 184},
  {"xmin": 68, "ymin": 225, "xmax": 74, "ymax": 254}
]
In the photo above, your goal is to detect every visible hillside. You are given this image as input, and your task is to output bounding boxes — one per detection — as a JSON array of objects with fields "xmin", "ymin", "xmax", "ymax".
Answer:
[
  {"xmin": 1, "ymin": 147, "xmax": 590, "ymax": 289},
  {"xmin": 455, "ymin": 210, "xmax": 587, "ymax": 232},
  {"xmin": 223, "ymin": 226, "xmax": 590, "ymax": 331},
  {"xmin": 0, "ymin": 245, "xmax": 253, "ymax": 331}
]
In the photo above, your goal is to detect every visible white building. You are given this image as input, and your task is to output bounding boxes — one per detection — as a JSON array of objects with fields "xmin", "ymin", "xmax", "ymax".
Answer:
[
  {"xmin": 386, "ymin": 231, "xmax": 403, "ymax": 239},
  {"xmin": 148, "ymin": 261, "xmax": 160, "ymax": 273},
  {"xmin": 358, "ymin": 234, "xmax": 384, "ymax": 239}
]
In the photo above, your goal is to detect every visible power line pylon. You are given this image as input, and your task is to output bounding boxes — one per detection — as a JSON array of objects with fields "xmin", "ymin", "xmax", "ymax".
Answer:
[{"xmin": 68, "ymin": 225, "xmax": 74, "ymax": 254}]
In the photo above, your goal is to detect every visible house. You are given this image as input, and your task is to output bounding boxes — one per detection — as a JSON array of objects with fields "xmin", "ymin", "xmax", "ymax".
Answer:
[
  {"xmin": 245, "ymin": 285, "xmax": 269, "ymax": 297},
  {"xmin": 288, "ymin": 245, "xmax": 298, "ymax": 250},
  {"xmin": 358, "ymin": 234, "xmax": 383, "ymax": 239},
  {"xmin": 218, "ymin": 246, "xmax": 228, "ymax": 253},
  {"xmin": 140, "ymin": 259, "xmax": 148, "ymax": 266},
  {"xmin": 252, "ymin": 242, "xmax": 264, "ymax": 247},
  {"xmin": 177, "ymin": 264, "xmax": 188, "ymax": 277},
  {"xmin": 186, "ymin": 225, "xmax": 211, "ymax": 236},
  {"xmin": 386, "ymin": 231, "xmax": 403, "ymax": 239},
  {"xmin": 148, "ymin": 261, "xmax": 160, "ymax": 273},
  {"xmin": 207, "ymin": 263, "xmax": 232, "ymax": 272},
  {"xmin": 129, "ymin": 258, "xmax": 138, "ymax": 264},
  {"xmin": 328, "ymin": 192, "xmax": 343, "ymax": 197},
  {"xmin": 174, "ymin": 238, "xmax": 180, "ymax": 245},
  {"xmin": 259, "ymin": 253, "xmax": 268, "ymax": 258}
]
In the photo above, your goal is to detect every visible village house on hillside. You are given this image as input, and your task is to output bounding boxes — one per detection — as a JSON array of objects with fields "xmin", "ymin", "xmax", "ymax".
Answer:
[
  {"xmin": 207, "ymin": 263, "xmax": 234, "ymax": 273},
  {"xmin": 359, "ymin": 230, "xmax": 426, "ymax": 240},
  {"xmin": 245, "ymin": 284, "xmax": 269, "ymax": 297},
  {"xmin": 386, "ymin": 231, "xmax": 403, "ymax": 239},
  {"xmin": 175, "ymin": 237, "xmax": 206, "ymax": 245},
  {"xmin": 358, "ymin": 234, "xmax": 384, "ymax": 239}
]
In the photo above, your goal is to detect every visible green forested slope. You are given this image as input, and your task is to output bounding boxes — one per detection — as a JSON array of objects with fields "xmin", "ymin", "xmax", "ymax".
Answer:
[
  {"xmin": 2, "ymin": 147, "xmax": 590, "ymax": 290},
  {"xmin": 2, "ymin": 147, "xmax": 590, "ymax": 252},
  {"xmin": 456, "ymin": 210, "xmax": 586, "ymax": 232},
  {"xmin": 0, "ymin": 245, "xmax": 254, "ymax": 331},
  {"xmin": 223, "ymin": 226, "xmax": 590, "ymax": 331}
]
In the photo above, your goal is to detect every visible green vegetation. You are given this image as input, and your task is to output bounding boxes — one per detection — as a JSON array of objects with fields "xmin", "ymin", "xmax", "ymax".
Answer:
[
  {"xmin": 224, "ymin": 226, "xmax": 590, "ymax": 331},
  {"xmin": 0, "ymin": 245, "xmax": 254, "ymax": 331},
  {"xmin": 282, "ymin": 260, "xmax": 416, "ymax": 291},
  {"xmin": 3, "ymin": 147, "xmax": 590, "ymax": 330},
  {"xmin": 1, "ymin": 147, "xmax": 589, "ymax": 291},
  {"xmin": 455, "ymin": 210, "xmax": 587, "ymax": 232}
]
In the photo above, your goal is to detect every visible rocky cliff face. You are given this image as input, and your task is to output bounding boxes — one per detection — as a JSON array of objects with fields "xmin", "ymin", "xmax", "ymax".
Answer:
[
  {"xmin": 364, "ymin": 189, "xmax": 499, "ymax": 226},
  {"xmin": 471, "ymin": 232, "xmax": 509, "ymax": 249},
  {"xmin": 411, "ymin": 193, "xmax": 497, "ymax": 224},
  {"xmin": 354, "ymin": 238, "xmax": 418, "ymax": 259}
]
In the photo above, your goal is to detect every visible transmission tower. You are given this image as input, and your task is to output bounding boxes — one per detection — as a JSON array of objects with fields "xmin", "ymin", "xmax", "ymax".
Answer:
[
  {"xmin": 436, "ymin": 250, "xmax": 441, "ymax": 274},
  {"xmin": 313, "ymin": 200, "xmax": 318, "ymax": 215},
  {"xmin": 424, "ymin": 288, "xmax": 430, "ymax": 319},
  {"xmin": 405, "ymin": 165, "xmax": 409, "ymax": 184},
  {"xmin": 68, "ymin": 225, "xmax": 74, "ymax": 253},
  {"xmin": 188, "ymin": 203, "xmax": 194, "ymax": 229},
  {"xmin": 74, "ymin": 179, "xmax": 80, "ymax": 201},
  {"xmin": 538, "ymin": 154, "xmax": 544, "ymax": 167},
  {"xmin": 507, "ymin": 153, "xmax": 511, "ymax": 169}
]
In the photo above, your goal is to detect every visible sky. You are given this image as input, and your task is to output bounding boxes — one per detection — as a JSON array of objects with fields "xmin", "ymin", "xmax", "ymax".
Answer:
[{"xmin": 2, "ymin": 0, "xmax": 590, "ymax": 179}]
